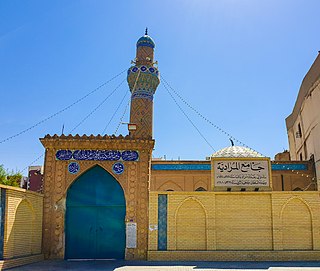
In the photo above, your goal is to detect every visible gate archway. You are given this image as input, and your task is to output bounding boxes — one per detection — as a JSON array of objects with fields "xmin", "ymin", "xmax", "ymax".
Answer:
[{"xmin": 65, "ymin": 165, "xmax": 126, "ymax": 259}]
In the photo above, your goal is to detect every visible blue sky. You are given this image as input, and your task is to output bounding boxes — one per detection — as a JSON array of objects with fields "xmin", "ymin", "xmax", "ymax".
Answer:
[{"xmin": 1, "ymin": 0, "xmax": 319, "ymax": 174}]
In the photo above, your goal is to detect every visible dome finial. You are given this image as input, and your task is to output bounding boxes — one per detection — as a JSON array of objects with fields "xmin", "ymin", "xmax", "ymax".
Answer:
[
  {"xmin": 145, "ymin": 27, "xmax": 148, "ymax": 35},
  {"xmin": 229, "ymin": 138, "xmax": 234, "ymax": 146}
]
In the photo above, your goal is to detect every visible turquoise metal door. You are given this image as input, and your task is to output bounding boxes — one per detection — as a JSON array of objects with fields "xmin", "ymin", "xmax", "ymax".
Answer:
[{"xmin": 65, "ymin": 166, "xmax": 126, "ymax": 259}]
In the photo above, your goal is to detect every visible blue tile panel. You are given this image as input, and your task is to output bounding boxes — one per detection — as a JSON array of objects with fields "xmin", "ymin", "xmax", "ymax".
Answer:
[
  {"xmin": 56, "ymin": 150, "xmax": 139, "ymax": 161},
  {"xmin": 272, "ymin": 164, "xmax": 308, "ymax": 171},
  {"xmin": 152, "ymin": 164, "xmax": 211, "ymax": 171},
  {"xmin": 152, "ymin": 163, "xmax": 308, "ymax": 171},
  {"xmin": 158, "ymin": 194, "xmax": 167, "ymax": 251},
  {"xmin": 0, "ymin": 188, "xmax": 6, "ymax": 259}
]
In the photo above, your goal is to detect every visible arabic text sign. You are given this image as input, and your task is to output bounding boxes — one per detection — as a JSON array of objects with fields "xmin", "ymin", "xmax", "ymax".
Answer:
[
  {"xmin": 214, "ymin": 160, "xmax": 270, "ymax": 186},
  {"xmin": 126, "ymin": 222, "xmax": 137, "ymax": 248}
]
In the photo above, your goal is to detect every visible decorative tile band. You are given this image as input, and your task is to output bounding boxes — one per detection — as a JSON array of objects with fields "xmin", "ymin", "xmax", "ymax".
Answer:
[
  {"xmin": 151, "ymin": 163, "xmax": 308, "ymax": 171},
  {"xmin": 158, "ymin": 194, "xmax": 167, "ymax": 251},
  {"xmin": 128, "ymin": 65, "xmax": 159, "ymax": 77},
  {"xmin": 127, "ymin": 69, "xmax": 160, "ymax": 95},
  {"xmin": 56, "ymin": 150, "xmax": 139, "ymax": 162},
  {"xmin": 152, "ymin": 164, "xmax": 211, "ymax": 171},
  {"xmin": 131, "ymin": 90, "xmax": 153, "ymax": 101},
  {"xmin": 0, "ymin": 188, "xmax": 6, "ymax": 259},
  {"xmin": 272, "ymin": 164, "xmax": 308, "ymax": 171}
]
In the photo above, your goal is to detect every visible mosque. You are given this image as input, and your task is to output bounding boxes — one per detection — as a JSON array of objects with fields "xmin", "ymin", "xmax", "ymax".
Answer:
[
  {"xmin": 36, "ymin": 31, "xmax": 320, "ymax": 262},
  {"xmin": 0, "ymin": 31, "xmax": 314, "ymax": 268}
]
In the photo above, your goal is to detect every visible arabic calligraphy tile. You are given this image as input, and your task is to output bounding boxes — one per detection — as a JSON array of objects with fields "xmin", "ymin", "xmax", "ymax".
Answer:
[
  {"xmin": 104, "ymin": 150, "xmax": 122, "ymax": 160},
  {"xmin": 68, "ymin": 162, "xmax": 80, "ymax": 174},
  {"xmin": 112, "ymin": 162, "xmax": 124, "ymax": 175},
  {"xmin": 72, "ymin": 150, "xmax": 121, "ymax": 161},
  {"xmin": 72, "ymin": 150, "xmax": 90, "ymax": 160},
  {"xmin": 56, "ymin": 150, "xmax": 139, "ymax": 162},
  {"xmin": 132, "ymin": 91, "xmax": 153, "ymax": 101},
  {"xmin": 122, "ymin": 151, "xmax": 139, "ymax": 161},
  {"xmin": 56, "ymin": 150, "xmax": 72, "ymax": 160}
]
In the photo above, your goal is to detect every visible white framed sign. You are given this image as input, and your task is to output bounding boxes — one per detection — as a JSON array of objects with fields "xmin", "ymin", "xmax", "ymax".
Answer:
[
  {"xmin": 126, "ymin": 222, "xmax": 137, "ymax": 248},
  {"xmin": 214, "ymin": 160, "xmax": 270, "ymax": 187}
]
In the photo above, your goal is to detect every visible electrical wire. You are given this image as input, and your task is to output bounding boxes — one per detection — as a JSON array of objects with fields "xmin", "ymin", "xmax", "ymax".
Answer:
[
  {"xmin": 122, "ymin": 45, "xmax": 315, "ymax": 185},
  {"xmin": 161, "ymin": 75, "xmax": 260, "ymax": 155},
  {"xmin": 21, "ymin": 153, "xmax": 44, "ymax": 174},
  {"xmin": 162, "ymin": 74, "xmax": 317, "ymax": 184},
  {"xmin": 102, "ymin": 89, "xmax": 129, "ymax": 134},
  {"xmin": 162, "ymin": 82, "xmax": 216, "ymax": 152},
  {"xmin": 0, "ymin": 69, "xmax": 127, "ymax": 144},
  {"xmin": 114, "ymin": 100, "xmax": 130, "ymax": 134},
  {"xmin": 113, "ymin": 68, "xmax": 141, "ymax": 134},
  {"xmin": 69, "ymin": 79, "xmax": 126, "ymax": 134}
]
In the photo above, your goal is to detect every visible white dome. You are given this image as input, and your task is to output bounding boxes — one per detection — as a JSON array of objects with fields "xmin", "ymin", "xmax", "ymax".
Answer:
[{"xmin": 211, "ymin": 146, "xmax": 263, "ymax": 158}]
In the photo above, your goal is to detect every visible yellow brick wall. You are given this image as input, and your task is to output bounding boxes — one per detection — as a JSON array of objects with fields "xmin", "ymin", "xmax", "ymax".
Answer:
[
  {"xmin": 1, "ymin": 185, "xmax": 43, "ymax": 260},
  {"xmin": 281, "ymin": 197, "xmax": 312, "ymax": 249},
  {"xmin": 215, "ymin": 194, "xmax": 272, "ymax": 250},
  {"xmin": 148, "ymin": 192, "xmax": 158, "ymax": 251},
  {"xmin": 176, "ymin": 198, "xmax": 206, "ymax": 250},
  {"xmin": 149, "ymin": 191, "xmax": 320, "ymax": 261}
]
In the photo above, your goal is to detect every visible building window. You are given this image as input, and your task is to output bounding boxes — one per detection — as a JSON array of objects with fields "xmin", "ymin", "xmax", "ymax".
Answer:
[{"xmin": 296, "ymin": 123, "xmax": 302, "ymax": 138}]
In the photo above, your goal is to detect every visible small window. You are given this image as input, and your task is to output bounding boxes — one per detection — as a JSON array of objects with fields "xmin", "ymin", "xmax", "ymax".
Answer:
[
  {"xmin": 300, "ymin": 153, "xmax": 303, "ymax": 161},
  {"xmin": 293, "ymin": 187, "xmax": 303, "ymax": 191},
  {"xmin": 195, "ymin": 187, "xmax": 206, "ymax": 191},
  {"xmin": 298, "ymin": 123, "xmax": 302, "ymax": 136}
]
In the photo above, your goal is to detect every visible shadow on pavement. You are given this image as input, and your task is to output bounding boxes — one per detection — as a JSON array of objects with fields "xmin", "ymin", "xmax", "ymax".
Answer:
[{"xmin": 6, "ymin": 260, "xmax": 320, "ymax": 271}]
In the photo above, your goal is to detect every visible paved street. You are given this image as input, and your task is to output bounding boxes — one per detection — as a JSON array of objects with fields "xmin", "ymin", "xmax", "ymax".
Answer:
[{"xmin": 7, "ymin": 260, "xmax": 320, "ymax": 271}]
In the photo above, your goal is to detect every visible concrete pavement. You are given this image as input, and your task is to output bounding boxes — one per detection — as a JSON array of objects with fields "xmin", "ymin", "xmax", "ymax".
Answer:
[{"xmin": 6, "ymin": 260, "xmax": 320, "ymax": 271}]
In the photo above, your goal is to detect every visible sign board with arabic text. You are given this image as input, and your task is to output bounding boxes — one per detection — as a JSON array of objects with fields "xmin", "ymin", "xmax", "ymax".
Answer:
[
  {"xmin": 213, "ymin": 160, "xmax": 270, "ymax": 187},
  {"xmin": 126, "ymin": 222, "xmax": 137, "ymax": 248}
]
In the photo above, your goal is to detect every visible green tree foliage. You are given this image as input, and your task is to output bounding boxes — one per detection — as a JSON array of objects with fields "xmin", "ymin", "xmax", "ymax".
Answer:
[{"xmin": 0, "ymin": 164, "xmax": 22, "ymax": 187}]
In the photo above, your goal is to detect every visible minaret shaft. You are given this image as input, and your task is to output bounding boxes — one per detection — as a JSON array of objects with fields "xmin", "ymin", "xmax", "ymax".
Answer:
[{"xmin": 127, "ymin": 33, "xmax": 160, "ymax": 139}]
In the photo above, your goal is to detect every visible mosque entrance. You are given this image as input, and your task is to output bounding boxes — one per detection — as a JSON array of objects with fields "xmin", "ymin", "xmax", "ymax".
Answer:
[{"xmin": 65, "ymin": 165, "xmax": 126, "ymax": 259}]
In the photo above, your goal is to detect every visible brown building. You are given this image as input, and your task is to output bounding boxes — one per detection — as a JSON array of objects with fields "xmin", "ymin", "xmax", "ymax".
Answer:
[
  {"xmin": 286, "ymin": 52, "xmax": 320, "ymax": 190},
  {"xmin": 27, "ymin": 166, "xmax": 43, "ymax": 193}
]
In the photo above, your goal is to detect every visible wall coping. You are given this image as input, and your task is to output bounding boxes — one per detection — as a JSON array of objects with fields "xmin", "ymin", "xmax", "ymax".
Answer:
[
  {"xmin": 0, "ymin": 184, "xmax": 44, "ymax": 197},
  {"xmin": 149, "ymin": 191, "xmax": 320, "ymax": 196}
]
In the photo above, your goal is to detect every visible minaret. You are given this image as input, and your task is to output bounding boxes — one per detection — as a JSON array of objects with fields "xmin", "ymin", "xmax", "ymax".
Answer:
[{"xmin": 127, "ymin": 29, "xmax": 160, "ymax": 139}]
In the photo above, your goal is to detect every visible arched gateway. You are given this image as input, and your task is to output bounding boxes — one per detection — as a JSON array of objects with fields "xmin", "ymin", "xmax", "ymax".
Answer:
[{"xmin": 65, "ymin": 166, "xmax": 125, "ymax": 259}]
